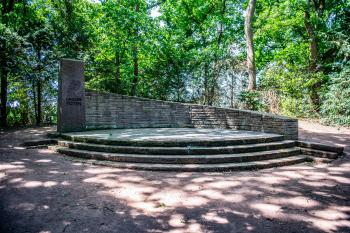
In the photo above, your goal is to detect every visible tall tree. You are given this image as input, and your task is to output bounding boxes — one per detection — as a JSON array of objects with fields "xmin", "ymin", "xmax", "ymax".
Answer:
[
  {"xmin": 244, "ymin": 0, "xmax": 256, "ymax": 91},
  {"xmin": 304, "ymin": 0, "xmax": 318, "ymax": 72},
  {"xmin": 131, "ymin": 2, "xmax": 140, "ymax": 96},
  {"xmin": 28, "ymin": 27, "xmax": 54, "ymax": 125},
  {"xmin": 0, "ymin": 0, "xmax": 15, "ymax": 127},
  {"xmin": 0, "ymin": 0, "xmax": 348, "ymax": 127}
]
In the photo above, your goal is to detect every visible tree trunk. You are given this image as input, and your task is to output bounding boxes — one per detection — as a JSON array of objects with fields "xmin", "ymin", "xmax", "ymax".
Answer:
[
  {"xmin": 32, "ymin": 79, "xmax": 37, "ymax": 123},
  {"xmin": 208, "ymin": 78, "xmax": 215, "ymax": 106},
  {"xmin": 203, "ymin": 63, "xmax": 209, "ymax": 105},
  {"xmin": 20, "ymin": 92, "xmax": 29, "ymax": 125},
  {"xmin": 115, "ymin": 53, "xmax": 121, "ymax": 82},
  {"xmin": 230, "ymin": 74, "xmax": 234, "ymax": 108},
  {"xmin": 36, "ymin": 80, "xmax": 42, "ymax": 125},
  {"xmin": 0, "ymin": 0, "xmax": 15, "ymax": 128},
  {"xmin": 36, "ymin": 50, "xmax": 43, "ymax": 125},
  {"xmin": 115, "ymin": 51, "xmax": 122, "ymax": 92},
  {"xmin": 304, "ymin": 0, "xmax": 321, "ymax": 109},
  {"xmin": 244, "ymin": 0, "xmax": 257, "ymax": 91},
  {"xmin": 304, "ymin": 0, "xmax": 318, "ymax": 72},
  {"xmin": 176, "ymin": 72, "xmax": 181, "ymax": 102},
  {"xmin": 131, "ymin": 47, "xmax": 139, "ymax": 96},
  {"xmin": 0, "ymin": 70, "xmax": 8, "ymax": 127},
  {"xmin": 217, "ymin": 0, "xmax": 226, "ymax": 46},
  {"xmin": 131, "ymin": 3, "xmax": 139, "ymax": 96}
]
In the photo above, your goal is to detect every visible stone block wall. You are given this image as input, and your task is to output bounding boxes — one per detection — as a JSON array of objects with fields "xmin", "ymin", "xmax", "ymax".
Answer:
[
  {"xmin": 85, "ymin": 90, "xmax": 298, "ymax": 139},
  {"xmin": 85, "ymin": 90, "xmax": 192, "ymax": 129},
  {"xmin": 189, "ymin": 106, "xmax": 298, "ymax": 140}
]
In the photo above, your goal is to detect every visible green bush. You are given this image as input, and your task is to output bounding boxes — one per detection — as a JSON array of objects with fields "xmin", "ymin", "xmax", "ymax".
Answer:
[
  {"xmin": 260, "ymin": 62, "xmax": 327, "ymax": 118},
  {"xmin": 321, "ymin": 65, "xmax": 350, "ymax": 126},
  {"xmin": 238, "ymin": 91, "xmax": 265, "ymax": 111},
  {"xmin": 279, "ymin": 95, "xmax": 318, "ymax": 119},
  {"xmin": 280, "ymin": 97, "xmax": 301, "ymax": 117}
]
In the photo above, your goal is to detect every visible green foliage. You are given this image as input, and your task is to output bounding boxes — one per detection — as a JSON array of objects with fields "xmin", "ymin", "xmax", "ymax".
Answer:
[
  {"xmin": 49, "ymin": 0, "xmax": 96, "ymax": 58},
  {"xmin": 0, "ymin": 23, "xmax": 27, "ymax": 74},
  {"xmin": 254, "ymin": 0, "xmax": 349, "ymax": 124},
  {"xmin": 260, "ymin": 63, "xmax": 330, "ymax": 118},
  {"xmin": 0, "ymin": 0, "xmax": 349, "ymax": 127},
  {"xmin": 321, "ymin": 65, "xmax": 350, "ymax": 125},
  {"xmin": 238, "ymin": 91, "xmax": 265, "ymax": 111},
  {"xmin": 279, "ymin": 96, "xmax": 317, "ymax": 118}
]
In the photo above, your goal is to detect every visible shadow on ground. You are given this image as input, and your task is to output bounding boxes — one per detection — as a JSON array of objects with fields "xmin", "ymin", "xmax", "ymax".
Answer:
[{"xmin": 0, "ymin": 126, "xmax": 349, "ymax": 233}]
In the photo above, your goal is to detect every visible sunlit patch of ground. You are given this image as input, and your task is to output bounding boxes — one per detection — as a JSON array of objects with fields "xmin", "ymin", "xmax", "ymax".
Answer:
[{"xmin": 0, "ymin": 125, "xmax": 349, "ymax": 233}]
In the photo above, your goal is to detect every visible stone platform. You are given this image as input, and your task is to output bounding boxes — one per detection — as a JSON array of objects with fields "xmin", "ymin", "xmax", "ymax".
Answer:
[
  {"xmin": 61, "ymin": 128, "xmax": 283, "ymax": 145},
  {"xmin": 50, "ymin": 128, "xmax": 314, "ymax": 172}
]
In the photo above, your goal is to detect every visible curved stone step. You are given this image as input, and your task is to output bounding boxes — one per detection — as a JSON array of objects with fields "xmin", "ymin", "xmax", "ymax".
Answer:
[
  {"xmin": 63, "ymin": 155, "xmax": 308, "ymax": 172},
  {"xmin": 54, "ymin": 147, "xmax": 301, "ymax": 164},
  {"xmin": 59, "ymin": 134, "xmax": 284, "ymax": 147},
  {"xmin": 21, "ymin": 139, "xmax": 57, "ymax": 147},
  {"xmin": 57, "ymin": 140, "xmax": 296, "ymax": 155},
  {"xmin": 297, "ymin": 141, "xmax": 344, "ymax": 154},
  {"xmin": 300, "ymin": 148, "xmax": 339, "ymax": 159}
]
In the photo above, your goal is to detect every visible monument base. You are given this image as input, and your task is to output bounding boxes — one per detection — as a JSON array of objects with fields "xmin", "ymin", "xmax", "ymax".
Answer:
[{"xmin": 52, "ymin": 128, "xmax": 308, "ymax": 172}]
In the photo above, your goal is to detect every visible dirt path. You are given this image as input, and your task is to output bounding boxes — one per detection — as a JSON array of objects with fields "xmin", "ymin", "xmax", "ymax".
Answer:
[
  {"xmin": 0, "ymin": 125, "xmax": 349, "ymax": 233},
  {"xmin": 299, "ymin": 120, "xmax": 350, "ymax": 154}
]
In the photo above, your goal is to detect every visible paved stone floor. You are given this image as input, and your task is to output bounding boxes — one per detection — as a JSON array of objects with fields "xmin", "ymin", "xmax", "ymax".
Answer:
[
  {"xmin": 64, "ymin": 128, "xmax": 279, "ymax": 142},
  {"xmin": 0, "ymin": 123, "xmax": 349, "ymax": 233}
]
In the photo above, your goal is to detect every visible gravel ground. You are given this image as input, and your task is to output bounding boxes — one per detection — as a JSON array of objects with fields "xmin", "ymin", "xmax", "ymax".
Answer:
[{"xmin": 0, "ymin": 123, "xmax": 349, "ymax": 233}]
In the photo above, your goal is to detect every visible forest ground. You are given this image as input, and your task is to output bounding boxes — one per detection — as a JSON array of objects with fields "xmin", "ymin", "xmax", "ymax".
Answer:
[{"xmin": 0, "ymin": 122, "xmax": 349, "ymax": 233}]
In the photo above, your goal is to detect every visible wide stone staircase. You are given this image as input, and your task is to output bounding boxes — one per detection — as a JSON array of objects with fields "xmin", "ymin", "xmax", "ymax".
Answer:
[{"xmin": 50, "ymin": 130, "xmax": 311, "ymax": 172}]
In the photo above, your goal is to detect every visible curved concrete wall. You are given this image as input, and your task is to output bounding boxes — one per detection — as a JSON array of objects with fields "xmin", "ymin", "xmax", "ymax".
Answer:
[{"xmin": 85, "ymin": 90, "xmax": 298, "ymax": 140}]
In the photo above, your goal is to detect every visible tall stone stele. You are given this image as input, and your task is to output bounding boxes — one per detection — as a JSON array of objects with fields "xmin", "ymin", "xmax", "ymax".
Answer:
[{"xmin": 57, "ymin": 59, "xmax": 86, "ymax": 133}]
